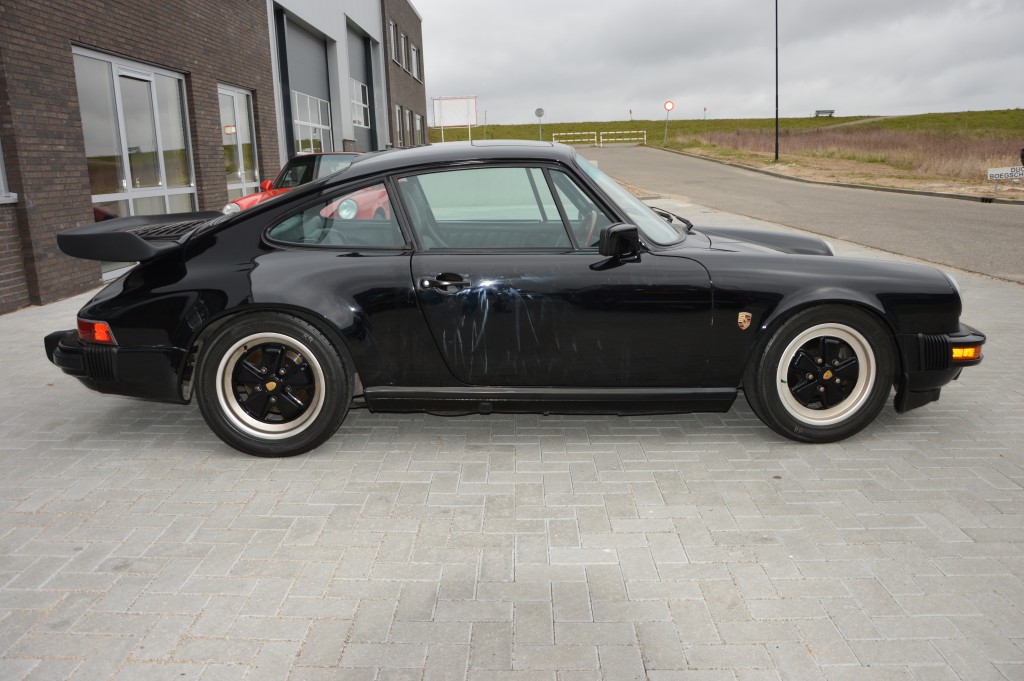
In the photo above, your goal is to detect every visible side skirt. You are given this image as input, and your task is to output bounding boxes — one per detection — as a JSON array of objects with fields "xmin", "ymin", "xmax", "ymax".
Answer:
[{"xmin": 363, "ymin": 386, "xmax": 737, "ymax": 416}]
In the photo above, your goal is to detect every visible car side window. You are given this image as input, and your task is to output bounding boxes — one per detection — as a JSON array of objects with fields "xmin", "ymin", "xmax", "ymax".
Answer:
[
  {"xmin": 276, "ymin": 157, "xmax": 316, "ymax": 188},
  {"xmin": 315, "ymin": 155, "xmax": 356, "ymax": 179},
  {"xmin": 266, "ymin": 183, "xmax": 404, "ymax": 248},
  {"xmin": 549, "ymin": 170, "xmax": 614, "ymax": 248},
  {"xmin": 396, "ymin": 166, "xmax": 572, "ymax": 250}
]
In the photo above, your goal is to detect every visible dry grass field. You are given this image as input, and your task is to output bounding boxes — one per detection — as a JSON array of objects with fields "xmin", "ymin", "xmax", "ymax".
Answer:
[{"xmin": 427, "ymin": 109, "xmax": 1024, "ymax": 198}]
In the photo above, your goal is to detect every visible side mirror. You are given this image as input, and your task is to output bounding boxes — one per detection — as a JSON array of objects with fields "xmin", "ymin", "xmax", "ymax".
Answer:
[
  {"xmin": 598, "ymin": 223, "xmax": 642, "ymax": 260},
  {"xmin": 259, "ymin": 180, "xmax": 273, "ymax": 192}
]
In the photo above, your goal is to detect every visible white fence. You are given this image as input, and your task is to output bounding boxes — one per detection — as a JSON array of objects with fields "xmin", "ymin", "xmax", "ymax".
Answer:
[
  {"xmin": 550, "ymin": 130, "xmax": 649, "ymax": 147},
  {"xmin": 552, "ymin": 131, "xmax": 597, "ymax": 145},
  {"xmin": 599, "ymin": 130, "xmax": 647, "ymax": 147}
]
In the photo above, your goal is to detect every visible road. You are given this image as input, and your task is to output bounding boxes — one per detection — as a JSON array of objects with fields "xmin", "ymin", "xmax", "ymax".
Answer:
[
  {"xmin": 583, "ymin": 146, "xmax": 1024, "ymax": 283},
  {"xmin": 3, "ymin": 201, "xmax": 1023, "ymax": 678}
]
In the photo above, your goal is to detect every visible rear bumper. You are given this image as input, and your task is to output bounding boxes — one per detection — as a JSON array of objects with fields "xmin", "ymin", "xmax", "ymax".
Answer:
[
  {"xmin": 44, "ymin": 329, "xmax": 187, "ymax": 403},
  {"xmin": 894, "ymin": 323, "xmax": 986, "ymax": 413}
]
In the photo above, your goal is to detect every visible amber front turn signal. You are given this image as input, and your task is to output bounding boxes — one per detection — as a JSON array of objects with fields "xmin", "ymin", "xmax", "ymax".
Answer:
[
  {"xmin": 77, "ymin": 319, "xmax": 117, "ymax": 345},
  {"xmin": 951, "ymin": 345, "xmax": 982, "ymax": 361}
]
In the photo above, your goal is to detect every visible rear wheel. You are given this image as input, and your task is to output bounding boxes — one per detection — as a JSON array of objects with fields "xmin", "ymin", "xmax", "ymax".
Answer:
[
  {"xmin": 743, "ymin": 306, "xmax": 895, "ymax": 443},
  {"xmin": 196, "ymin": 313, "xmax": 350, "ymax": 457}
]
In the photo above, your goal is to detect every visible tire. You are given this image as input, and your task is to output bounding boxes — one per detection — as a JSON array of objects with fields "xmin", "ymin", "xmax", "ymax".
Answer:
[
  {"xmin": 195, "ymin": 313, "xmax": 350, "ymax": 457},
  {"xmin": 743, "ymin": 305, "xmax": 896, "ymax": 443}
]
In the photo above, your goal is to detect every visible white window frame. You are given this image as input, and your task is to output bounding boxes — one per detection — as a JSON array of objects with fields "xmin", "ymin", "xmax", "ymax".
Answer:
[
  {"xmin": 292, "ymin": 90, "xmax": 333, "ymax": 153},
  {"xmin": 414, "ymin": 114, "xmax": 423, "ymax": 145},
  {"xmin": 350, "ymin": 79, "xmax": 370, "ymax": 129},
  {"xmin": 405, "ymin": 109, "xmax": 413, "ymax": 146},
  {"xmin": 218, "ymin": 84, "xmax": 260, "ymax": 198},
  {"xmin": 395, "ymin": 105, "xmax": 404, "ymax": 147},
  {"xmin": 411, "ymin": 45, "xmax": 421, "ymax": 80},
  {"xmin": 0, "ymin": 139, "xmax": 15, "ymax": 204},
  {"xmin": 400, "ymin": 33, "xmax": 409, "ymax": 70},
  {"xmin": 72, "ymin": 47, "xmax": 197, "ymax": 217},
  {"xmin": 389, "ymin": 21, "xmax": 399, "ymax": 63}
]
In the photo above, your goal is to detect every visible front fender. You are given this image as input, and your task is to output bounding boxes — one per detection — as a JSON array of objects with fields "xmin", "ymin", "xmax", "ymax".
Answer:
[{"xmin": 695, "ymin": 251, "xmax": 961, "ymax": 387}]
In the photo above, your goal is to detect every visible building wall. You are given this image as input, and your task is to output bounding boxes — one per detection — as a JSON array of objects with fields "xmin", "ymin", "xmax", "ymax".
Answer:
[
  {"xmin": 0, "ymin": 0, "xmax": 280, "ymax": 313},
  {"xmin": 381, "ymin": 0, "xmax": 427, "ymax": 147},
  {"xmin": 0, "ymin": 205, "xmax": 29, "ymax": 312},
  {"xmin": 0, "ymin": 63, "xmax": 30, "ymax": 312}
]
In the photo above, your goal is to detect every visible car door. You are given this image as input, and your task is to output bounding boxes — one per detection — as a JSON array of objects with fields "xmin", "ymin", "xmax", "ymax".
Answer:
[{"xmin": 397, "ymin": 163, "xmax": 713, "ymax": 388}]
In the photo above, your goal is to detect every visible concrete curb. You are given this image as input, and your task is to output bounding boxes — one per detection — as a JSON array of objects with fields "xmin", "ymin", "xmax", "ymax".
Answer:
[{"xmin": 651, "ymin": 145, "xmax": 1024, "ymax": 206}]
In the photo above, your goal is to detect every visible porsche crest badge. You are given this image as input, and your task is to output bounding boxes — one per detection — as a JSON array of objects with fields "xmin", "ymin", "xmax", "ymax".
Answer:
[{"xmin": 737, "ymin": 312, "xmax": 752, "ymax": 330}]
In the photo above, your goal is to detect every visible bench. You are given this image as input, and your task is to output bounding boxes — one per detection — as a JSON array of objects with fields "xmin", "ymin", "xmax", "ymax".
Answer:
[{"xmin": 813, "ymin": 110, "xmax": 835, "ymax": 117}]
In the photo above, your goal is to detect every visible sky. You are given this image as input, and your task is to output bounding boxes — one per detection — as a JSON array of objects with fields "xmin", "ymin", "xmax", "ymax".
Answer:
[{"xmin": 411, "ymin": 0, "xmax": 1023, "ymax": 125}]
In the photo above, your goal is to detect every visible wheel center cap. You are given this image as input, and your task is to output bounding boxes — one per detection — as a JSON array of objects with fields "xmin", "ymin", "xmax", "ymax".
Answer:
[
  {"xmin": 264, "ymin": 380, "xmax": 278, "ymax": 392},
  {"xmin": 822, "ymin": 370, "xmax": 833, "ymax": 381}
]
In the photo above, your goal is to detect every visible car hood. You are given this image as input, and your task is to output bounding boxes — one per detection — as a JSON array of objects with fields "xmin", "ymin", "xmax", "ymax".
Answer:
[
  {"xmin": 232, "ymin": 187, "xmax": 292, "ymax": 211},
  {"xmin": 690, "ymin": 225, "xmax": 834, "ymax": 256}
]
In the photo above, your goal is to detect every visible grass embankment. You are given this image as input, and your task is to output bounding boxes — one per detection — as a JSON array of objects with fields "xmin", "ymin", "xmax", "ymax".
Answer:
[{"xmin": 428, "ymin": 109, "xmax": 1024, "ymax": 195}]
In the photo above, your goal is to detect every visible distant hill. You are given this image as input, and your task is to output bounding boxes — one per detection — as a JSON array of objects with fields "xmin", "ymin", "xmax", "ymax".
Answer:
[{"xmin": 427, "ymin": 109, "xmax": 1023, "ymax": 144}]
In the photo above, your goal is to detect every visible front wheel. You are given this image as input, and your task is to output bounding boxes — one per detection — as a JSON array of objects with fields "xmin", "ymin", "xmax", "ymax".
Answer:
[
  {"xmin": 195, "ymin": 313, "xmax": 350, "ymax": 457},
  {"xmin": 743, "ymin": 306, "xmax": 896, "ymax": 443}
]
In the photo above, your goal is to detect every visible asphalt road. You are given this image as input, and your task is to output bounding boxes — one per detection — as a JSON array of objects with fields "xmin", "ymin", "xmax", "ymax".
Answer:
[{"xmin": 583, "ymin": 146, "xmax": 1024, "ymax": 283}]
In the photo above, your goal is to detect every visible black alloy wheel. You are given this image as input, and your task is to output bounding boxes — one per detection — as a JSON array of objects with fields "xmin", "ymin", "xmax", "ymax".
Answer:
[
  {"xmin": 744, "ymin": 305, "xmax": 896, "ymax": 443},
  {"xmin": 196, "ymin": 313, "xmax": 350, "ymax": 457}
]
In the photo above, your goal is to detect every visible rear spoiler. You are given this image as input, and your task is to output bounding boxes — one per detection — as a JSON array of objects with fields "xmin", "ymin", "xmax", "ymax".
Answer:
[{"xmin": 57, "ymin": 212, "xmax": 223, "ymax": 262}]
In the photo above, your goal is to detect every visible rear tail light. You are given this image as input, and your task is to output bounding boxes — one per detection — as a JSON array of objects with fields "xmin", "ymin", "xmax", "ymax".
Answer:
[{"xmin": 77, "ymin": 319, "xmax": 117, "ymax": 345}]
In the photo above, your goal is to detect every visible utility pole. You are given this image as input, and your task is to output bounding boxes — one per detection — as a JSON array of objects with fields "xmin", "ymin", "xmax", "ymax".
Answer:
[
  {"xmin": 663, "ymin": 100, "xmax": 674, "ymax": 146},
  {"xmin": 774, "ymin": 0, "xmax": 779, "ymax": 162}
]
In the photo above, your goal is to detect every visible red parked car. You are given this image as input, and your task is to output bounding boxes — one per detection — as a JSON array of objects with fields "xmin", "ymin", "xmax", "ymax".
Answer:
[{"xmin": 222, "ymin": 152, "xmax": 361, "ymax": 214}]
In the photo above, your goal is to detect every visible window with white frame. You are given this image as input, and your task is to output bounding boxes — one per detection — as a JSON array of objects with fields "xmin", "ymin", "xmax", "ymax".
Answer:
[
  {"xmin": 395, "ymin": 105, "xmax": 404, "ymax": 146},
  {"xmin": 400, "ymin": 34, "xmax": 409, "ymax": 70},
  {"xmin": 414, "ymin": 115, "xmax": 423, "ymax": 145},
  {"xmin": 350, "ymin": 79, "xmax": 370, "ymax": 128},
  {"xmin": 0, "ymin": 139, "xmax": 14, "ymax": 203},
  {"xmin": 218, "ymin": 84, "xmax": 260, "ymax": 201},
  {"xmin": 389, "ymin": 22, "xmax": 398, "ymax": 63},
  {"xmin": 293, "ymin": 90, "xmax": 333, "ymax": 153},
  {"xmin": 72, "ymin": 47, "xmax": 196, "ymax": 224},
  {"xmin": 405, "ymin": 109, "xmax": 413, "ymax": 146},
  {"xmin": 411, "ymin": 45, "xmax": 420, "ymax": 80}
]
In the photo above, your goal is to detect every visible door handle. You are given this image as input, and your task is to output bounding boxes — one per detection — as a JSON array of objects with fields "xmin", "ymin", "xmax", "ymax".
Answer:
[{"xmin": 419, "ymin": 274, "xmax": 471, "ymax": 293}]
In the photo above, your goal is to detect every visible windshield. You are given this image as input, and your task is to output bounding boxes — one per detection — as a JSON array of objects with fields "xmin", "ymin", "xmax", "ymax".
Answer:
[{"xmin": 574, "ymin": 154, "xmax": 683, "ymax": 245}]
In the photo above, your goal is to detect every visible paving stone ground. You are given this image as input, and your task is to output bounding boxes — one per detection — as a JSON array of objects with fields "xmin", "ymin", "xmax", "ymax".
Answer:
[{"xmin": 1, "ymin": 202, "xmax": 1022, "ymax": 680}]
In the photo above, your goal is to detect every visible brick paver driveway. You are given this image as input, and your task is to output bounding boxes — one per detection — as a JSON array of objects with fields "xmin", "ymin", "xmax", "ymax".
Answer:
[{"xmin": 2, "ymin": 204, "xmax": 1022, "ymax": 680}]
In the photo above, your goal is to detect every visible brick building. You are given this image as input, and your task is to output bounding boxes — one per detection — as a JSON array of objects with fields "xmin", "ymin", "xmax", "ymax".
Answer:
[
  {"xmin": 0, "ymin": 0, "xmax": 423, "ymax": 315},
  {"xmin": 382, "ymin": 0, "xmax": 427, "ymax": 147}
]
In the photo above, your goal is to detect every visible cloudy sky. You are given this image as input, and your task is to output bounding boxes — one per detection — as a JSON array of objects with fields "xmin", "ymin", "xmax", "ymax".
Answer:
[{"xmin": 411, "ymin": 0, "xmax": 1022, "ymax": 125}]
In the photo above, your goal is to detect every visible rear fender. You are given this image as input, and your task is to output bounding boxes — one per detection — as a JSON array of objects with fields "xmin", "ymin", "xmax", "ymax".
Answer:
[{"xmin": 180, "ymin": 303, "xmax": 360, "ymax": 402}]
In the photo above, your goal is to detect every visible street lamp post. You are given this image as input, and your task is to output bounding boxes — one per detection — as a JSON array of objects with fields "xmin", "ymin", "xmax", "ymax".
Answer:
[
  {"xmin": 663, "ymin": 100, "xmax": 675, "ymax": 146},
  {"xmin": 774, "ymin": 0, "xmax": 779, "ymax": 162}
]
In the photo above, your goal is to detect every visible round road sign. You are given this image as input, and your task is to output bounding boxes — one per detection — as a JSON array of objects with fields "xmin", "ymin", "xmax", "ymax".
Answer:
[
  {"xmin": 664, "ymin": 100, "xmax": 675, "ymax": 112},
  {"xmin": 535, "ymin": 108, "xmax": 545, "ymax": 118}
]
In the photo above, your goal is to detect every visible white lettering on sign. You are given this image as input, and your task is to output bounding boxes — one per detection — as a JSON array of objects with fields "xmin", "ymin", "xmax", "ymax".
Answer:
[{"xmin": 987, "ymin": 166, "xmax": 1024, "ymax": 180}]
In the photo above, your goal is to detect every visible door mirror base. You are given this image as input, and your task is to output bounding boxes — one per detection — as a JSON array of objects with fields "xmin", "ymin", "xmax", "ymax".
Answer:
[{"xmin": 598, "ymin": 223, "xmax": 642, "ymax": 260}]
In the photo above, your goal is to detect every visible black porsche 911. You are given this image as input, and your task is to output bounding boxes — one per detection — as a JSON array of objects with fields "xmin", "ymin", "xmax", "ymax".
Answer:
[{"xmin": 45, "ymin": 141, "xmax": 985, "ymax": 457}]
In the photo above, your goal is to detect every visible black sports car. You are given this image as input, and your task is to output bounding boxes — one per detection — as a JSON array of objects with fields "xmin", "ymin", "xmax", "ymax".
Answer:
[{"xmin": 45, "ymin": 141, "xmax": 985, "ymax": 457}]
